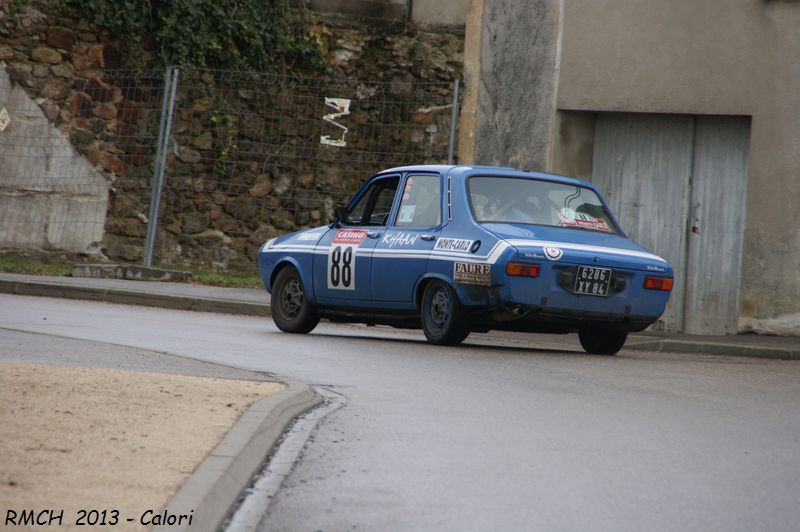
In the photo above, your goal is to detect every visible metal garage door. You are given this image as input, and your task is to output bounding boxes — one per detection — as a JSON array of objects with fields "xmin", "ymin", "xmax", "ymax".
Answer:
[{"xmin": 591, "ymin": 113, "xmax": 749, "ymax": 334}]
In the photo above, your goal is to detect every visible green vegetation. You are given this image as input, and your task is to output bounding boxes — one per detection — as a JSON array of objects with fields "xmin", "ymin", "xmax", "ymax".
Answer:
[
  {"xmin": 183, "ymin": 269, "xmax": 261, "ymax": 288},
  {"xmin": 0, "ymin": 252, "xmax": 75, "ymax": 277},
  {"xmin": 0, "ymin": 252, "xmax": 262, "ymax": 288},
  {"xmin": 155, "ymin": 261, "xmax": 262, "ymax": 288},
  {"xmin": 60, "ymin": 0, "xmax": 325, "ymax": 71}
]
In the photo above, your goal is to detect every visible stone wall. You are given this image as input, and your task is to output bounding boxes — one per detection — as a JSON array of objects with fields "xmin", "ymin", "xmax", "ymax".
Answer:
[{"xmin": 0, "ymin": 3, "xmax": 464, "ymax": 267}]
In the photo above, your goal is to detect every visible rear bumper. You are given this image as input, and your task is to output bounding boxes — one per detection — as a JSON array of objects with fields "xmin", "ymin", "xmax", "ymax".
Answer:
[
  {"xmin": 523, "ymin": 304, "xmax": 659, "ymax": 332},
  {"xmin": 472, "ymin": 303, "xmax": 659, "ymax": 333},
  {"xmin": 503, "ymin": 264, "xmax": 670, "ymax": 320}
]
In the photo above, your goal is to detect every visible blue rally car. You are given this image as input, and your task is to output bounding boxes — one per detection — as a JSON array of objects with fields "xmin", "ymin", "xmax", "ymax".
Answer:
[{"xmin": 259, "ymin": 165, "xmax": 673, "ymax": 355}]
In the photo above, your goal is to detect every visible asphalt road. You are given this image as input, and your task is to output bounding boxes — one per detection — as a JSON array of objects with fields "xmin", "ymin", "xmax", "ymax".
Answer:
[{"xmin": 2, "ymin": 294, "xmax": 799, "ymax": 532}]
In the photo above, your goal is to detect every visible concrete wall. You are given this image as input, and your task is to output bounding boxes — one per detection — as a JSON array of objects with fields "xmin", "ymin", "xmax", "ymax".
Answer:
[
  {"xmin": 554, "ymin": 0, "xmax": 800, "ymax": 321},
  {"xmin": 0, "ymin": 64, "xmax": 108, "ymax": 254},
  {"xmin": 304, "ymin": 0, "xmax": 470, "ymax": 24},
  {"xmin": 412, "ymin": 0, "xmax": 470, "ymax": 25},
  {"xmin": 307, "ymin": 0, "xmax": 408, "ymax": 20},
  {"xmin": 465, "ymin": 0, "xmax": 800, "ymax": 323},
  {"xmin": 458, "ymin": 0, "xmax": 561, "ymax": 169}
]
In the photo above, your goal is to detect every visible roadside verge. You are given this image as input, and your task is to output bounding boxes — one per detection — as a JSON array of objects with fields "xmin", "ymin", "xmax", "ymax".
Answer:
[
  {"xmin": 0, "ymin": 357, "xmax": 321, "ymax": 532},
  {"xmin": 156, "ymin": 380, "xmax": 322, "ymax": 532},
  {"xmin": 0, "ymin": 276, "xmax": 270, "ymax": 317}
]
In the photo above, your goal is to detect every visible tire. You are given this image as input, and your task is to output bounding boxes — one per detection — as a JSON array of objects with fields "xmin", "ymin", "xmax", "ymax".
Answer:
[
  {"xmin": 420, "ymin": 281, "xmax": 470, "ymax": 345},
  {"xmin": 271, "ymin": 266, "xmax": 320, "ymax": 334},
  {"xmin": 578, "ymin": 325, "xmax": 628, "ymax": 355}
]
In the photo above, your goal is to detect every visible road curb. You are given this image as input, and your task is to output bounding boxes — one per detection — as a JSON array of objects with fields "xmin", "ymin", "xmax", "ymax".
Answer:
[
  {"xmin": 0, "ymin": 279, "xmax": 271, "ymax": 317},
  {"xmin": 627, "ymin": 339, "xmax": 800, "ymax": 360},
  {"xmin": 152, "ymin": 380, "xmax": 323, "ymax": 532}
]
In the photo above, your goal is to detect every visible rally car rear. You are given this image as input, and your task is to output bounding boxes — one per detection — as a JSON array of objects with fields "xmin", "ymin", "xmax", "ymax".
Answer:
[
  {"xmin": 494, "ymin": 232, "xmax": 673, "ymax": 333},
  {"xmin": 462, "ymin": 171, "xmax": 673, "ymax": 352}
]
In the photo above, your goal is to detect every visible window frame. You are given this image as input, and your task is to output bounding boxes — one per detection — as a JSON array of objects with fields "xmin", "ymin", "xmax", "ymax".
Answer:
[
  {"xmin": 391, "ymin": 172, "xmax": 443, "ymax": 229},
  {"xmin": 343, "ymin": 174, "xmax": 401, "ymax": 227}
]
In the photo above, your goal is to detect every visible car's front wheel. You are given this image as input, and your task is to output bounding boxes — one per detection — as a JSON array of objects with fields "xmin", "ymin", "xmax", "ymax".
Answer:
[
  {"xmin": 578, "ymin": 325, "xmax": 627, "ymax": 355},
  {"xmin": 271, "ymin": 266, "xmax": 320, "ymax": 334},
  {"xmin": 421, "ymin": 281, "xmax": 470, "ymax": 345}
]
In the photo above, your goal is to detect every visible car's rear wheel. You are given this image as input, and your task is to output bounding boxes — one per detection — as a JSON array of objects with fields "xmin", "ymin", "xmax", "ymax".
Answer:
[
  {"xmin": 578, "ymin": 325, "xmax": 627, "ymax": 355},
  {"xmin": 271, "ymin": 266, "xmax": 320, "ymax": 334},
  {"xmin": 421, "ymin": 281, "xmax": 470, "ymax": 345}
]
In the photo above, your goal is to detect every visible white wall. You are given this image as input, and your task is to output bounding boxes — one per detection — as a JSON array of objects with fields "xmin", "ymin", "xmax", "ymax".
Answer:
[{"xmin": 0, "ymin": 64, "xmax": 108, "ymax": 254}]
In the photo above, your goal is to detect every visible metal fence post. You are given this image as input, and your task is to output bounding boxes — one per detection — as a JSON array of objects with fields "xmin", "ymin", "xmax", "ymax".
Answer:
[
  {"xmin": 143, "ymin": 67, "xmax": 180, "ymax": 267},
  {"xmin": 447, "ymin": 78, "xmax": 460, "ymax": 165}
]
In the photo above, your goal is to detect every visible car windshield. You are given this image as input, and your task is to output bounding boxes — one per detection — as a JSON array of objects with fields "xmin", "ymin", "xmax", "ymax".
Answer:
[{"xmin": 468, "ymin": 176, "xmax": 620, "ymax": 235}]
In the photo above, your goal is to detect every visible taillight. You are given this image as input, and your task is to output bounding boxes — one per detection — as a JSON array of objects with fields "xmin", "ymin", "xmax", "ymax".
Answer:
[
  {"xmin": 644, "ymin": 276, "xmax": 674, "ymax": 291},
  {"xmin": 506, "ymin": 262, "xmax": 540, "ymax": 278}
]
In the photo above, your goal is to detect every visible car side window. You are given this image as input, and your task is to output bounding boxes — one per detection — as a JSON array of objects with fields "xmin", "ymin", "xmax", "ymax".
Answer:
[
  {"xmin": 344, "ymin": 176, "xmax": 399, "ymax": 226},
  {"xmin": 395, "ymin": 174, "xmax": 441, "ymax": 227}
]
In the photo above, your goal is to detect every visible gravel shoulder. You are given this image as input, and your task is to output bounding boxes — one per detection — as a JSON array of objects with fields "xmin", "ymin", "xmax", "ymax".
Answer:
[{"xmin": 0, "ymin": 345, "xmax": 283, "ymax": 529}]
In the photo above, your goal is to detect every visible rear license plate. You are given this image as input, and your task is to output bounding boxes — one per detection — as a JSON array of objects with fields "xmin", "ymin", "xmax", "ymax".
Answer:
[{"xmin": 574, "ymin": 266, "xmax": 612, "ymax": 297}]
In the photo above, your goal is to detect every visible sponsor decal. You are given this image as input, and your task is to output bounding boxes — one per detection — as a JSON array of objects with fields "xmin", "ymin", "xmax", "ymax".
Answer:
[
  {"xmin": 382, "ymin": 232, "xmax": 418, "ymax": 248},
  {"xmin": 453, "ymin": 262, "xmax": 491, "ymax": 286},
  {"xmin": 544, "ymin": 247, "xmax": 563, "ymax": 261},
  {"xmin": 328, "ymin": 229, "xmax": 367, "ymax": 290},
  {"xmin": 398, "ymin": 205, "xmax": 416, "ymax": 223},
  {"xmin": 332, "ymin": 229, "xmax": 367, "ymax": 245},
  {"xmin": 434, "ymin": 237, "xmax": 473, "ymax": 253},
  {"xmin": 523, "ymin": 251, "xmax": 545, "ymax": 259},
  {"xmin": 558, "ymin": 208, "xmax": 611, "ymax": 233},
  {"xmin": 297, "ymin": 230, "xmax": 325, "ymax": 241}
]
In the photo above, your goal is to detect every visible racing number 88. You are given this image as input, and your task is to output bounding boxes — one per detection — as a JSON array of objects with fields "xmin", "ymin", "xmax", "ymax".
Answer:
[{"xmin": 330, "ymin": 246, "xmax": 353, "ymax": 288}]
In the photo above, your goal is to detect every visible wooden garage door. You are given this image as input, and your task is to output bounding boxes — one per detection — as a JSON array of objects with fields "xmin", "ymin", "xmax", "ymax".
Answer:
[{"xmin": 591, "ymin": 113, "xmax": 749, "ymax": 334}]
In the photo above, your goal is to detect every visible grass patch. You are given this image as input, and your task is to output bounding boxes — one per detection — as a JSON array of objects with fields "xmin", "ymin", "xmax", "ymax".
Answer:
[
  {"xmin": 172, "ymin": 266, "xmax": 262, "ymax": 289},
  {"xmin": 0, "ymin": 252, "xmax": 76, "ymax": 277}
]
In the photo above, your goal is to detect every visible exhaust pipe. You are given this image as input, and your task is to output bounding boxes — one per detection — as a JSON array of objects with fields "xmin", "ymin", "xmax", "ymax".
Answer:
[{"xmin": 491, "ymin": 305, "xmax": 528, "ymax": 322}]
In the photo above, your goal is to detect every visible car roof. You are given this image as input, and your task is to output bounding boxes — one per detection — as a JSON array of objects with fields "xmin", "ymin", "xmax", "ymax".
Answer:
[{"xmin": 377, "ymin": 164, "xmax": 591, "ymax": 188}]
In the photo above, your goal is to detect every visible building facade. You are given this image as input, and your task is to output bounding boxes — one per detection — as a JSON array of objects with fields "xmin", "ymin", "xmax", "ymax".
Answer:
[
  {"xmin": 460, "ymin": 0, "xmax": 800, "ymax": 334},
  {"xmin": 302, "ymin": 0, "xmax": 470, "ymax": 25}
]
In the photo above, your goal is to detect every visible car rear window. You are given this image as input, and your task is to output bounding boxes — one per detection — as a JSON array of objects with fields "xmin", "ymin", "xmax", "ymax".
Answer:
[{"xmin": 468, "ymin": 176, "xmax": 621, "ymax": 235}]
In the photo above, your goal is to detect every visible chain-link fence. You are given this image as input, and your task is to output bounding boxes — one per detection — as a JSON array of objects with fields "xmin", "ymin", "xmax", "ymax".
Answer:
[
  {"xmin": 0, "ymin": 65, "xmax": 460, "ymax": 268},
  {"xmin": 0, "ymin": 66, "xmax": 170, "ymax": 255}
]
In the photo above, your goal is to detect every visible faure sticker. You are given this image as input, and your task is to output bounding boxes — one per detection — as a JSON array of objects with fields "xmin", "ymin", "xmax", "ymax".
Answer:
[{"xmin": 453, "ymin": 262, "xmax": 491, "ymax": 286}]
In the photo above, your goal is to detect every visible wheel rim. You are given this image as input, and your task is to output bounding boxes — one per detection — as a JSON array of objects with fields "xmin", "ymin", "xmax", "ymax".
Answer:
[
  {"xmin": 428, "ymin": 286, "xmax": 451, "ymax": 331},
  {"xmin": 280, "ymin": 278, "xmax": 304, "ymax": 319}
]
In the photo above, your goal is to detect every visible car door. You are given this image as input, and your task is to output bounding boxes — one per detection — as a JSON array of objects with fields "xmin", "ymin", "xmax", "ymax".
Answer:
[
  {"xmin": 313, "ymin": 174, "xmax": 400, "ymax": 304},
  {"xmin": 372, "ymin": 172, "xmax": 443, "ymax": 302}
]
